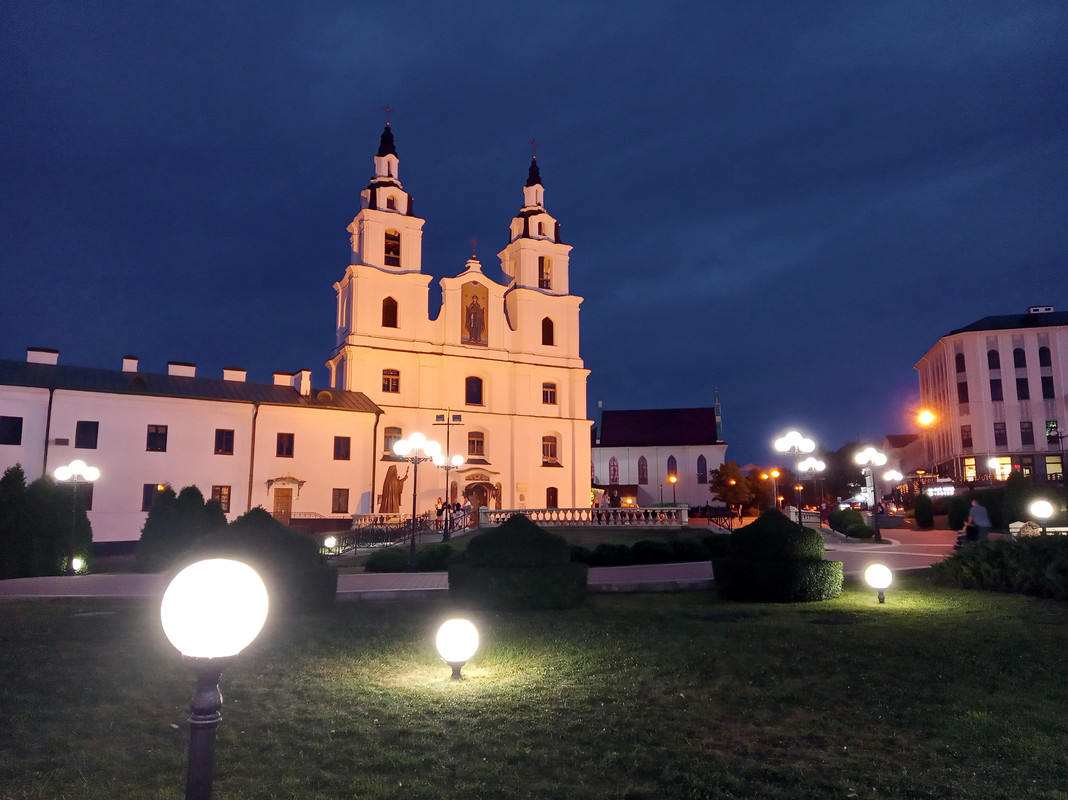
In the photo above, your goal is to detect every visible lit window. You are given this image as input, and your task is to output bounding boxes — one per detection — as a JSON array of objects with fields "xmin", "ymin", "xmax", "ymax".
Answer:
[
  {"xmin": 542, "ymin": 382, "xmax": 557, "ymax": 404},
  {"xmin": 466, "ymin": 376, "xmax": 483, "ymax": 405},
  {"xmin": 382, "ymin": 297, "xmax": 398, "ymax": 328},
  {"xmin": 146, "ymin": 425, "xmax": 168, "ymax": 452},
  {"xmin": 609, "ymin": 457, "xmax": 619, "ymax": 484},
  {"xmin": 384, "ymin": 230, "xmax": 401, "ymax": 266},
  {"xmin": 1047, "ymin": 420, "xmax": 1060, "ymax": 445},
  {"xmin": 382, "ymin": 369, "xmax": 400, "ymax": 393},
  {"xmin": 384, "ymin": 427, "xmax": 402, "ymax": 453},
  {"xmin": 277, "ymin": 432, "xmax": 294, "ymax": 458},
  {"xmin": 214, "ymin": 428, "xmax": 234, "ymax": 455},
  {"xmin": 542, "ymin": 317, "xmax": 554, "ymax": 346},
  {"xmin": 334, "ymin": 436, "xmax": 351, "ymax": 461},
  {"xmin": 332, "ymin": 488, "xmax": 349, "ymax": 514},
  {"xmin": 542, "ymin": 435, "xmax": 559, "ymax": 465},
  {"xmin": 75, "ymin": 421, "xmax": 99, "ymax": 450},
  {"xmin": 211, "ymin": 485, "xmax": 231, "ymax": 513},
  {"xmin": 1046, "ymin": 455, "xmax": 1063, "ymax": 481},
  {"xmin": 468, "ymin": 431, "xmax": 485, "ymax": 456}
]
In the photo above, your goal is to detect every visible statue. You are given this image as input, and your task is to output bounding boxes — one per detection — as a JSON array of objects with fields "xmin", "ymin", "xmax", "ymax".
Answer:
[
  {"xmin": 464, "ymin": 295, "xmax": 486, "ymax": 346},
  {"xmin": 378, "ymin": 464, "xmax": 410, "ymax": 513}
]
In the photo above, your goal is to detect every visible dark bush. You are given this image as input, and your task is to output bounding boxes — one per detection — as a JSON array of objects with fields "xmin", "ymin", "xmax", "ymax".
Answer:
[
  {"xmin": 730, "ymin": 510, "xmax": 824, "ymax": 561},
  {"xmin": 701, "ymin": 533, "xmax": 732, "ymax": 558},
  {"xmin": 365, "ymin": 546, "xmax": 410, "ymax": 573},
  {"xmin": 24, "ymin": 475, "xmax": 91, "ymax": 576},
  {"xmin": 947, "ymin": 494, "xmax": 972, "ymax": 532},
  {"xmin": 632, "ymin": 539, "xmax": 674, "ymax": 564},
  {"xmin": 416, "ymin": 542, "xmax": 454, "ymax": 571},
  {"xmin": 846, "ymin": 523, "xmax": 875, "ymax": 540},
  {"xmin": 930, "ymin": 538, "xmax": 1068, "ymax": 600},
  {"xmin": 194, "ymin": 507, "xmax": 337, "ymax": 613},
  {"xmin": 913, "ymin": 494, "xmax": 935, "ymax": 529},
  {"xmin": 590, "ymin": 543, "xmax": 633, "ymax": 566},
  {"xmin": 137, "ymin": 485, "xmax": 227, "ymax": 573},
  {"xmin": 670, "ymin": 538, "xmax": 712, "ymax": 562},
  {"xmin": 0, "ymin": 465, "xmax": 31, "ymax": 579},
  {"xmin": 828, "ymin": 508, "xmax": 864, "ymax": 535},
  {"xmin": 713, "ymin": 558, "xmax": 843, "ymax": 602},
  {"xmin": 464, "ymin": 514, "xmax": 569, "ymax": 568},
  {"xmin": 569, "ymin": 544, "xmax": 593, "ymax": 564}
]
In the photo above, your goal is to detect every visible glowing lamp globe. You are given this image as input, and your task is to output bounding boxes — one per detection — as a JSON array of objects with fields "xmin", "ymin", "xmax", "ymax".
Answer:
[
  {"xmin": 451, "ymin": 454, "xmax": 465, "ymax": 467},
  {"xmin": 161, "ymin": 559, "xmax": 269, "ymax": 659},
  {"xmin": 408, "ymin": 432, "xmax": 427, "ymax": 450},
  {"xmin": 1030, "ymin": 500, "xmax": 1053, "ymax": 521},
  {"xmin": 432, "ymin": 453, "xmax": 446, "ymax": 466},
  {"xmin": 71, "ymin": 557, "xmax": 85, "ymax": 573},
  {"xmin": 423, "ymin": 440, "xmax": 442, "ymax": 458},
  {"xmin": 393, "ymin": 440, "xmax": 412, "ymax": 457},
  {"xmin": 864, "ymin": 563, "xmax": 893, "ymax": 604},
  {"xmin": 436, "ymin": 618, "xmax": 479, "ymax": 679},
  {"xmin": 323, "ymin": 536, "xmax": 337, "ymax": 549}
]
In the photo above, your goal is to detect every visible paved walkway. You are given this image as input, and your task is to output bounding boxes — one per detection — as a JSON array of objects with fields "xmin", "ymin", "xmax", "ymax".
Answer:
[{"xmin": 0, "ymin": 528, "xmax": 960, "ymax": 602}]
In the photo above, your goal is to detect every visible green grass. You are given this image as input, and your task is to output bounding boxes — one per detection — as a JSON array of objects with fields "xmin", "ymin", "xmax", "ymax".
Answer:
[{"xmin": 2, "ymin": 574, "xmax": 1068, "ymax": 799}]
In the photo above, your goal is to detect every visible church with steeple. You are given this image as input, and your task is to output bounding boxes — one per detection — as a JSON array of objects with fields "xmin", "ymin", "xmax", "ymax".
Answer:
[{"xmin": 327, "ymin": 124, "xmax": 592, "ymax": 516}]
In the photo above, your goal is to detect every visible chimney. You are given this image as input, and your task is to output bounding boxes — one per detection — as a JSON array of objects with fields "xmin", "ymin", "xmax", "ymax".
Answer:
[
  {"xmin": 296, "ymin": 369, "xmax": 313, "ymax": 397},
  {"xmin": 122, "ymin": 355, "xmax": 139, "ymax": 372},
  {"xmin": 223, "ymin": 367, "xmax": 247, "ymax": 382},
  {"xmin": 273, "ymin": 371, "xmax": 289, "ymax": 387},
  {"xmin": 168, "ymin": 361, "xmax": 196, "ymax": 378},
  {"xmin": 26, "ymin": 347, "xmax": 59, "ymax": 365}
]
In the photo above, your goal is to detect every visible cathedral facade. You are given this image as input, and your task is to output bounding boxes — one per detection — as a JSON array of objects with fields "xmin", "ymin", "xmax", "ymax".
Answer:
[{"xmin": 327, "ymin": 126, "xmax": 592, "ymax": 517}]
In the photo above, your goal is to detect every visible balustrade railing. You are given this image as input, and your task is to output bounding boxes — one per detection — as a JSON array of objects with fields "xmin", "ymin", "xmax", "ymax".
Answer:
[{"xmin": 479, "ymin": 506, "xmax": 689, "ymax": 528}]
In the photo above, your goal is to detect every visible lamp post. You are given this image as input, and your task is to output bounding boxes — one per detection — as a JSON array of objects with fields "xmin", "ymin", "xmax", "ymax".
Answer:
[
  {"xmin": 855, "ymin": 447, "xmax": 888, "ymax": 541},
  {"xmin": 1030, "ymin": 499, "xmax": 1053, "ymax": 536},
  {"xmin": 774, "ymin": 431, "xmax": 815, "ymax": 522},
  {"xmin": 161, "ymin": 559, "xmax": 269, "ymax": 800},
  {"xmin": 668, "ymin": 474, "xmax": 678, "ymax": 505},
  {"xmin": 53, "ymin": 459, "xmax": 100, "ymax": 575},
  {"xmin": 798, "ymin": 457, "xmax": 825, "ymax": 508},
  {"xmin": 393, "ymin": 432, "xmax": 442, "ymax": 570},
  {"xmin": 917, "ymin": 409, "xmax": 936, "ymax": 476},
  {"xmin": 433, "ymin": 452, "xmax": 466, "ymax": 541},
  {"xmin": 760, "ymin": 469, "xmax": 780, "ymax": 510}
]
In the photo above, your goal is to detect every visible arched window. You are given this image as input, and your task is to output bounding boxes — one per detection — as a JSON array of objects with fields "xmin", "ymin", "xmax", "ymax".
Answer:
[
  {"xmin": 384, "ymin": 230, "xmax": 401, "ymax": 267},
  {"xmin": 541, "ymin": 317, "xmax": 554, "ymax": 346},
  {"xmin": 638, "ymin": 456, "xmax": 648, "ymax": 485},
  {"xmin": 545, "ymin": 487, "xmax": 558, "ymax": 508},
  {"xmin": 468, "ymin": 431, "xmax": 485, "ymax": 457},
  {"xmin": 667, "ymin": 455, "xmax": 678, "ymax": 479},
  {"xmin": 386, "ymin": 195, "xmax": 397, "ymax": 210},
  {"xmin": 538, "ymin": 256, "xmax": 552, "ymax": 289},
  {"xmin": 988, "ymin": 349, "xmax": 1001, "ymax": 370},
  {"xmin": 697, "ymin": 455, "xmax": 708, "ymax": 484},
  {"xmin": 1013, "ymin": 348, "xmax": 1027, "ymax": 369},
  {"xmin": 955, "ymin": 353, "xmax": 966, "ymax": 373},
  {"xmin": 1039, "ymin": 346, "xmax": 1052, "ymax": 367},
  {"xmin": 382, "ymin": 369, "xmax": 399, "ymax": 393},
  {"xmin": 384, "ymin": 426, "xmax": 402, "ymax": 454},
  {"xmin": 465, "ymin": 376, "xmax": 483, "ymax": 406},
  {"xmin": 537, "ymin": 222, "xmax": 545, "ymax": 236},
  {"xmin": 542, "ymin": 435, "xmax": 559, "ymax": 465},
  {"xmin": 609, "ymin": 457, "xmax": 619, "ymax": 484},
  {"xmin": 381, "ymin": 297, "xmax": 398, "ymax": 328}
]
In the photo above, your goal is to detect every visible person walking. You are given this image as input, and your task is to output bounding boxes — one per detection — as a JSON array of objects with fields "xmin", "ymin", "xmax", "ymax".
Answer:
[{"xmin": 967, "ymin": 498, "xmax": 992, "ymax": 541}]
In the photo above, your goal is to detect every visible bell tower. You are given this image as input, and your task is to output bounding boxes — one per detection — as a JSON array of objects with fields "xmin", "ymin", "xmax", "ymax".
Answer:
[{"xmin": 498, "ymin": 155, "xmax": 572, "ymax": 295}]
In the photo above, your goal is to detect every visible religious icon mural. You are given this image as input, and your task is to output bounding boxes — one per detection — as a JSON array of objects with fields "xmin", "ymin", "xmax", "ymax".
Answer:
[{"xmin": 461, "ymin": 281, "xmax": 488, "ymax": 346}]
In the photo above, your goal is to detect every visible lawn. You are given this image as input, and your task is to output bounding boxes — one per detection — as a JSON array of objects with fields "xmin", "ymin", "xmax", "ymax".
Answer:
[{"xmin": 2, "ymin": 575, "xmax": 1067, "ymax": 799}]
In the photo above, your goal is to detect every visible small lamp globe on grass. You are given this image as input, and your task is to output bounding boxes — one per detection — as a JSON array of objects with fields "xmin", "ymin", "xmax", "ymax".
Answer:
[
  {"xmin": 161, "ymin": 559, "xmax": 269, "ymax": 800},
  {"xmin": 864, "ymin": 563, "xmax": 893, "ymax": 604},
  {"xmin": 1030, "ymin": 500, "xmax": 1054, "ymax": 536},
  {"xmin": 436, "ymin": 619, "xmax": 479, "ymax": 680}
]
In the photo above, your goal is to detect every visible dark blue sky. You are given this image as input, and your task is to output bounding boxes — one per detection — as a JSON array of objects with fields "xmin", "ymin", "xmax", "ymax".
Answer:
[{"xmin": 2, "ymin": 1, "xmax": 1066, "ymax": 466}]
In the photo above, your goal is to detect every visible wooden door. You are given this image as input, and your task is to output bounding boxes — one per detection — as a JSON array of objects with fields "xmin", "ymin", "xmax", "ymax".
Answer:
[{"xmin": 273, "ymin": 488, "xmax": 292, "ymax": 525}]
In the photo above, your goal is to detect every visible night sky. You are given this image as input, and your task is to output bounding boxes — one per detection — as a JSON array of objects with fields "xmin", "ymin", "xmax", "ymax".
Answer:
[{"xmin": 3, "ymin": 1, "xmax": 1066, "ymax": 467}]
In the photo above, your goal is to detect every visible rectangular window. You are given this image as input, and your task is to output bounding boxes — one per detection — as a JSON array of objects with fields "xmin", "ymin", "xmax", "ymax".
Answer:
[
  {"xmin": 1047, "ymin": 420, "xmax": 1061, "ymax": 445},
  {"xmin": 382, "ymin": 369, "xmax": 400, "ymax": 393},
  {"xmin": 990, "ymin": 379, "xmax": 1003, "ymax": 402},
  {"xmin": 963, "ymin": 457, "xmax": 977, "ymax": 482},
  {"xmin": 211, "ymin": 485, "xmax": 231, "ymax": 513},
  {"xmin": 1016, "ymin": 377, "xmax": 1030, "ymax": 401},
  {"xmin": 77, "ymin": 482, "xmax": 94, "ymax": 512},
  {"xmin": 276, "ymin": 432, "xmax": 294, "ymax": 458},
  {"xmin": 334, "ymin": 436, "xmax": 351, "ymax": 460},
  {"xmin": 332, "ymin": 488, "xmax": 349, "ymax": 514},
  {"xmin": 542, "ymin": 435, "xmax": 558, "ymax": 464},
  {"xmin": 468, "ymin": 431, "xmax": 485, "ymax": 456},
  {"xmin": 142, "ymin": 483, "xmax": 163, "ymax": 512},
  {"xmin": 1041, "ymin": 376, "xmax": 1055, "ymax": 399},
  {"xmin": 1020, "ymin": 455, "xmax": 1034, "ymax": 478},
  {"xmin": 993, "ymin": 422, "xmax": 1007, "ymax": 447},
  {"xmin": 1046, "ymin": 455, "xmax": 1064, "ymax": 482},
  {"xmin": 960, "ymin": 424, "xmax": 973, "ymax": 449},
  {"xmin": 1021, "ymin": 421, "xmax": 1034, "ymax": 446},
  {"xmin": 542, "ymin": 382, "xmax": 557, "ymax": 404},
  {"xmin": 465, "ymin": 376, "xmax": 484, "ymax": 405},
  {"xmin": 214, "ymin": 428, "xmax": 235, "ymax": 455},
  {"xmin": 0, "ymin": 416, "xmax": 24, "ymax": 446},
  {"xmin": 384, "ymin": 426, "xmax": 402, "ymax": 454},
  {"xmin": 146, "ymin": 424, "xmax": 168, "ymax": 452},
  {"xmin": 75, "ymin": 420, "xmax": 99, "ymax": 449},
  {"xmin": 957, "ymin": 381, "xmax": 969, "ymax": 404}
]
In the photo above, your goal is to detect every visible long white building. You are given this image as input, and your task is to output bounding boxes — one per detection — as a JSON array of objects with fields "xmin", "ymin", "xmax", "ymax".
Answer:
[{"xmin": 0, "ymin": 125, "xmax": 593, "ymax": 545}]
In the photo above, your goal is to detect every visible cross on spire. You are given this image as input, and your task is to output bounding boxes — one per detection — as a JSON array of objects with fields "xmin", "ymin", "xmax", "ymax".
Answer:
[
  {"xmin": 530, "ymin": 138, "xmax": 538, "ymax": 159},
  {"xmin": 469, "ymin": 237, "xmax": 478, "ymax": 257},
  {"xmin": 382, "ymin": 105, "xmax": 395, "ymax": 125}
]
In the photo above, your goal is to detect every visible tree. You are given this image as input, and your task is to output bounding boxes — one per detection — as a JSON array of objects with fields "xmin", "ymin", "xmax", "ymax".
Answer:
[
  {"xmin": 709, "ymin": 461, "xmax": 753, "ymax": 509},
  {"xmin": 137, "ymin": 485, "xmax": 229, "ymax": 572},
  {"xmin": 23, "ymin": 475, "xmax": 90, "ymax": 576},
  {"xmin": 0, "ymin": 464, "xmax": 30, "ymax": 578}
]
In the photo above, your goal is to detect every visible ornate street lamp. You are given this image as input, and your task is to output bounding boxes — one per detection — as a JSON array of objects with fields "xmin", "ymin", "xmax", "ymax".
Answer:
[
  {"xmin": 855, "ymin": 447, "xmax": 888, "ymax": 541},
  {"xmin": 393, "ymin": 432, "xmax": 442, "ymax": 570},
  {"xmin": 161, "ymin": 559, "xmax": 269, "ymax": 800},
  {"xmin": 53, "ymin": 459, "xmax": 100, "ymax": 575},
  {"xmin": 774, "ymin": 431, "xmax": 815, "ymax": 522},
  {"xmin": 760, "ymin": 469, "xmax": 780, "ymax": 510},
  {"xmin": 433, "ymin": 452, "xmax": 466, "ymax": 540},
  {"xmin": 798, "ymin": 457, "xmax": 825, "ymax": 508}
]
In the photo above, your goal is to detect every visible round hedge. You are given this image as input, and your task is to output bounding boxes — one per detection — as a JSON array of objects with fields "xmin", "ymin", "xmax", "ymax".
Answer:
[
  {"xmin": 712, "ymin": 557, "xmax": 843, "ymax": 602},
  {"xmin": 447, "ymin": 562, "xmax": 588, "ymax": 609},
  {"xmin": 730, "ymin": 509, "xmax": 824, "ymax": 561},
  {"xmin": 464, "ymin": 513, "xmax": 570, "ymax": 568}
]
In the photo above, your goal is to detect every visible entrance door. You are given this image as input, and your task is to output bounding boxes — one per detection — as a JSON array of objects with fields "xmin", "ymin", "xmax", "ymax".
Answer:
[
  {"xmin": 546, "ymin": 487, "xmax": 558, "ymax": 508},
  {"xmin": 273, "ymin": 488, "xmax": 292, "ymax": 525}
]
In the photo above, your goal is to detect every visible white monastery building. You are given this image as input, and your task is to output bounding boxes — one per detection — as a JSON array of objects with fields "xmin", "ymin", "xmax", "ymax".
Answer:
[
  {"xmin": 0, "ymin": 125, "xmax": 593, "ymax": 545},
  {"xmin": 914, "ymin": 305, "xmax": 1068, "ymax": 484}
]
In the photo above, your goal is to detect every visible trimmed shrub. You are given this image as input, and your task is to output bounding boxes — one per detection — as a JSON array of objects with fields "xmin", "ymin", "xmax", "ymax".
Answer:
[
  {"xmin": 846, "ymin": 523, "xmax": 875, "ymax": 540},
  {"xmin": 590, "ymin": 543, "xmax": 633, "ymax": 567},
  {"xmin": 137, "ymin": 485, "xmax": 227, "ymax": 573},
  {"xmin": 24, "ymin": 476, "xmax": 91, "ymax": 577},
  {"xmin": 670, "ymin": 538, "xmax": 712, "ymax": 562},
  {"xmin": 416, "ymin": 542, "xmax": 454, "ymax": 571},
  {"xmin": 913, "ymin": 494, "xmax": 935, "ymax": 529},
  {"xmin": 0, "ymin": 465, "xmax": 31, "ymax": 579},
  {"xmin": 632, "ymin": 539, "xmax": 674, "ymax": 564},
  {"xmin": 947, "ymin": 494, "xmax": 971, "ymax": 531},
  {"xmin": 701, "ymin": 533, "xmax": 733, "ymax": 558},
  {"xmin": 828, "ymin": 508, "xmax": 864, "ymax": 535},
  {"xmin": 931, "ymin": 537, "xmax": 1068, "ymax": 600},
  {"xmin": 365, "ymin": 546, "xmax": 410, "ymax": 573},
  {"xmin": 730, "ymin": 510, "xmax": 824, "ymax": 561},
  {"xmin": 569, "ymin": 544, "xmax": 593, "ymax": 564},
  {"xmin": 448, "ymin": 514, "xmax": 587, "ymax": 609}
]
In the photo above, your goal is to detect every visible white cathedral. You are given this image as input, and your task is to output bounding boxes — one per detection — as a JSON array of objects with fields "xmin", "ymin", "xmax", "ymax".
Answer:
[{"xmin": 0, "ymin": 125, "xmax": 593, "ymax": 546}]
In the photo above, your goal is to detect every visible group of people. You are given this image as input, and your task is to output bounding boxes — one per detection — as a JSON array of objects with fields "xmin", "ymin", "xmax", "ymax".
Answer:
[{"xmin": 435, "ymin": 497, "xmax": 471, "ymax": 532}]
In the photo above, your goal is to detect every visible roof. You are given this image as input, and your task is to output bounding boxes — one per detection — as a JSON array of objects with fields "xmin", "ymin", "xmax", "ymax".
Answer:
[
  {"xmin": 597, "ymin": 408, "xmax": 719, "ymax": 448},
  {"xmin": 525, "ymin": 157, "xmax": 542, "ymax": 187},
  {"xmin": 947, "ymin": 310, "xmax": 1068, "ymax": 336},
  {"xmin": 883, "ymin": 434, "xmax": 919, "ymax": 449},
  {"xmin": 377, "ymin": 123, "xmax": 397, "ymax": 157},
  {"xmin": 0, "ymin": 359, "xmax": 381, "ymax": 414}
]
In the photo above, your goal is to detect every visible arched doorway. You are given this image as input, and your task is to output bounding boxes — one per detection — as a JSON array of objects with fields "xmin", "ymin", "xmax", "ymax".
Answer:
[{"xmin": 464, "ymin": 482, "xmax": 494, "ymax": 521}]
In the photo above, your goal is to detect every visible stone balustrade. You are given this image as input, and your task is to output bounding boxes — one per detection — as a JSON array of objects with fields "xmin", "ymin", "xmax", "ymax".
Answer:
[{"xmin": 479, "ymin": 506, "xmax": 689, "ymax": 528}]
